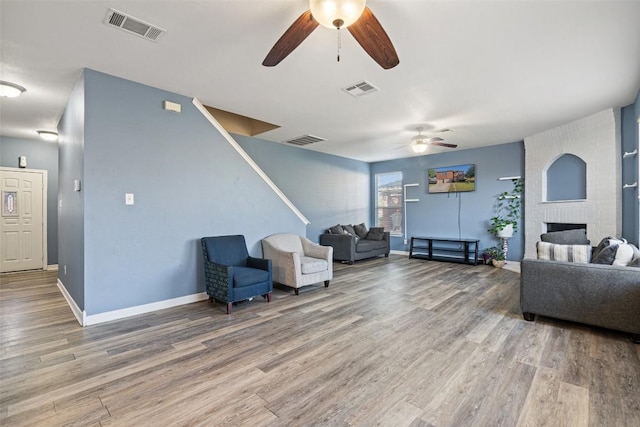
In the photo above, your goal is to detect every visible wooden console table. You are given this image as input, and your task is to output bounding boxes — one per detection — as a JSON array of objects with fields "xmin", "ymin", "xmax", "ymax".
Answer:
[{"xmin": 409, "ymin": 237, "xmax": 480, "ymax": 265}]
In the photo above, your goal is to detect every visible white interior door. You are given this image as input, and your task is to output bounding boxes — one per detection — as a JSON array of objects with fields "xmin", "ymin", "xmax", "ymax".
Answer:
[{"xmin": 0, "ymin": 168, "xmax": 46, "ymax": 272}]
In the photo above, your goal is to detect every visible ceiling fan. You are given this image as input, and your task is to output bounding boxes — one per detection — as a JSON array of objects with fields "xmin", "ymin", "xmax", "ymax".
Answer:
[
  {"xmin": 262, "ymin": 0, "xmax": 399, "ymax": 69},
  {"xmin": 411, "ymin": 128, "xmax": 457, "ymax": 153}
]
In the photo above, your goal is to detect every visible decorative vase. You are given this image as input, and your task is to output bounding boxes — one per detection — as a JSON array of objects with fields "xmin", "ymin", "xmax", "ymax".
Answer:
[
  {"xmin": 492, "ymin": 259, "xmax": 506, "ymax": 268},
  {"xmin": 496, "ymin": 223, "xmax": 514, "ymax": 238}
]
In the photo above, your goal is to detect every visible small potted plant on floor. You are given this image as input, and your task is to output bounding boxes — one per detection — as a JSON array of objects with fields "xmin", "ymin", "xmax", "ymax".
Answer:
[
  {"xmin": 490, "ymin": 247, "xmax": 506, "ymax": 268},
  {"xmin": 482, "ymin": 246, "xmax": 506, "ymax": 267}
]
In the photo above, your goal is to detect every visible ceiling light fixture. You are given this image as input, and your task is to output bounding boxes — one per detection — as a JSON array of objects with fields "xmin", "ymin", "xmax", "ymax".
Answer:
[
  {"xmin": 309, "ymin": 0, "xmax": 366, "ymax": 29},
  {"xmin": 37, "ymin": 131, "xmax": 58, "ymax": 142},
  {"xmin": 0, "ymin": 81, "xmax": 26, "ymax": 98},
  {"xmin": 411, "ymin": 127, "xmax": 429, "ymax": 154}
]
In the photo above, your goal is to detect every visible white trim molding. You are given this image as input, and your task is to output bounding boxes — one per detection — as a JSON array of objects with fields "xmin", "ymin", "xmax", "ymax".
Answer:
[
  {"xmin": 192, "ymin": 97, "xmax": 310, "ymax": 225},
  {"xmin": 84, "ymin": 292, "xmax": 209, "ymax": 326},
  {"xmin": 57, "ymin": 278, "xmax": 84, "ymax": 326},
  {"xmin": 58, "ymin": 278, "xmax": 209, "ymax": 326}
]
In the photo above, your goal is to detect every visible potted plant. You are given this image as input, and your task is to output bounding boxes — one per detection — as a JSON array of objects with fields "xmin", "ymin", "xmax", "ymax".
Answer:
[
  {"xmin": 488, "ymin": 178, "xmax": 523, "ymax": 238},
  {"xmin": 482, "ymin": 246, "xmax": 506, "ymax": 267},
  {"xmin": 490, "ymin": 247, "xmax": 506, "ymax": 268}
]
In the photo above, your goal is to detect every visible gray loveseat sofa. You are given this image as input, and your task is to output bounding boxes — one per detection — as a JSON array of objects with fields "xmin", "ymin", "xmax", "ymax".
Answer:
[
  {"xmin": 520, "ymin": 230, "xmax": 640, "ymax": 341},
  {"xmin": 319, "ymin": 224, "xmax": 390, "ymax": 264}
]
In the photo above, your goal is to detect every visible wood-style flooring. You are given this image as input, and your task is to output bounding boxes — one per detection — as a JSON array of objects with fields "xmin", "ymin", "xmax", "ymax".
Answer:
[{"xmin": 1, "ymin": 255, "xmax": 639, "ymax": 426}]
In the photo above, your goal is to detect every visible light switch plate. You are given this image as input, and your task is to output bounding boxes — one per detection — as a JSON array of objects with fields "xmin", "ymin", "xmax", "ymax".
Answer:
[{"xmin": 125, "ymin": 193, "xmax": 134, "ymax": 205}]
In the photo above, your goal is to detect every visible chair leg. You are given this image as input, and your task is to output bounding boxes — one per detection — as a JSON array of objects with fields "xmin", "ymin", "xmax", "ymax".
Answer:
[
  {"xmin": 208, "ymin": 296, "xmax": 213, "ymax": 302},
  {"xmin": 295, "ymin": 288, "xmax": 299, "ymax": 295},
  {"xmin": 523, "ymin": 312, "xmax": 535, "ymax": 321},
  {"xmin": 266, "ymin": 292, "xmax": 272, "ymax": 302},
  {"xmin": 324, "ymin": 280, "xmax": 330, "ymax": 288},
  {"xmin": 226, "ymin": 302, "xmax": 233, "ymax": 314}
]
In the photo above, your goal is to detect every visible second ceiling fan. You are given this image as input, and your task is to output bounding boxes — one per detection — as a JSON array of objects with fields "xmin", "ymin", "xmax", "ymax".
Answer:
[{"xmin": 263, "ymin": 0, "xmax": 399, "ymax": 69}]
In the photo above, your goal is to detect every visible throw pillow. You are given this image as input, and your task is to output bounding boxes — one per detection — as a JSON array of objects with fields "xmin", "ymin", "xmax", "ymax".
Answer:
[
  {"xmin": 591, "ymin": 236, "xmax": 622, "ymax": 259},
  {"xmin": 540, "ymin": 229, "xmax": 590, "ymax": 245},
  {"xmin": 366, "ymin": 228, "xmax": 385, "ymax": 241},
  {"xmin": 536, "ymin": 241, "xmax": 591, "ymax": 263},
  {"xmin": 628, "ymin": 258, "xmax": 640, "ymax": 268},
  {"xmin": 591, "ymin": 244, "xmax": 618, "ymax": 265},
  {"xmin": 612, "ymin": 242, "xmax": 637, "ymax": 266},
  {"xmin": 342, "ymin": 224, "xmax": 357, "ymax": 236},
  {"xmin": 328, "ymin": 224, "xmax": 344, "ymax": 235},
  {"xmin": 354, "ymin": 223, "xmax": 369, "ymax": 239}
]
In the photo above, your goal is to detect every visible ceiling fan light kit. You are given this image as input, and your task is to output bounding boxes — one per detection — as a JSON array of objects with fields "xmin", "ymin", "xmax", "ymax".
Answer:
[
  {"xmin": 411, "ymin": 140, "xmax": 428, "ymax": 154},
  {"xmin": 263, "ymin": 0, "xmax": 399, "ymax": 69},
  {"xmin": 410, "ymin": 127, "xmax": 458, "ymax": 153},
  {"xmin": 309, "ymin": 0, "xmax": 366, "ymax": 29}
]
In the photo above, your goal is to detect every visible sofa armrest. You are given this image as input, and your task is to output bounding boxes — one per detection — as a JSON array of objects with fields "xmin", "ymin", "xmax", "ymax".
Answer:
[
  {"xmin": 301, "ymin": 237, "xmax": 333, "ymax": 261},
  {"xmin": 261, "ymin": 240, "xmax": 301, "ymax": 286},
  {"xmin": 247, "ymin": 256, "xmax": 271, "ymax": 273},
  {"xmin": 520, "ymin": 258, "xmax": 640, "ymax": 334},
  {"xmin": 319, "ymin": 233, "xmax": 356, "ymax": 261}
]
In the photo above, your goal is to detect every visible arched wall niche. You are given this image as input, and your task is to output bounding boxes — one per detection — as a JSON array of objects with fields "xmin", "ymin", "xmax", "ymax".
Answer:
[{"xmin": 546, "ymin": 153, "xmax": 587, "ymax": 201}]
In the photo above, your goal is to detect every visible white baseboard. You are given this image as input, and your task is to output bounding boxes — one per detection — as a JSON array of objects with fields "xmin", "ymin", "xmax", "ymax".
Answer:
[
  {"xmin": 57, "ymin": 278, "xmax": 84, "ymax": 326},
  {"xmin": 84, "ymin": 292, "xmax": 209, "ymax": 326},
  {"xmin": 47, "ymin": 264, "xmax": 58, "ymax": 271},
  {"xmin": 390, "ymin": 250, "xmax": 410, "ymax": 256},
  {"xmin": 56, "ymin": 278, "xmax": 209, "ymax": 327}
]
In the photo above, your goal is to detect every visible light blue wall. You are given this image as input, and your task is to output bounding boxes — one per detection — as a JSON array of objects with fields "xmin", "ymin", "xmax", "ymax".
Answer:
[
  {"xmin": 58, "ymin": 74, "xmax": 86, "ymax": 309},
  {"xmin": 62, "ymin": 69, "xmax": 306, "ymax": 315},
  {"xmin": 235, "ymin": 135, "xmax": 370, "ymax": 242},
  {"xmin": 0, "ymin": 136, "xmax": 59, "ymax": 265},
  {"xmin": 621, "ymin": 89, "xmax": 639, "ymax": 246},
  {"xmin": 371, "ymin": 141, "xmax": 525, "ymax": 261}
]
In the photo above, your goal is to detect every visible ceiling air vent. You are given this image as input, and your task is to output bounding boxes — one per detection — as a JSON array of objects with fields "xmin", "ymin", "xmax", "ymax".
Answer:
[
  {"xmin": 342, "ymin": 80, "xmax": 380, "ymax": 98},
  {"xmin": 284, "ymin": 135, "xmax": 327, "ymax": 146},
  {"xmin": 103, "ymin": 9, "xmax": 166, "ymax": 42}
]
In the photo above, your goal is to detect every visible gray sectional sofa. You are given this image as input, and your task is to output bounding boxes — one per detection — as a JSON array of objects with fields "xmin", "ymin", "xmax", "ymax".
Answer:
[
  {"xmin": 520, "ymin": 229, "xmax": 640, "ymax": 342},
  {"xmin": 319, "ymin": 224, "xmax": 390, "ymax": 264}
]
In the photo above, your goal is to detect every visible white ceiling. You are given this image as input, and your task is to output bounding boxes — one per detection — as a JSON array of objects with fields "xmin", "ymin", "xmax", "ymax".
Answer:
[{"xmin": 1, "ymin": 0, "xmax": 639, "ymax": 163}]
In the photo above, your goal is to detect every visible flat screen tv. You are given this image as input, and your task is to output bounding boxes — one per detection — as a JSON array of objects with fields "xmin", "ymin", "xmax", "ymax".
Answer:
[{"xmin": 428, "ymin": 164, "xmax": 476, "ymax": 193}]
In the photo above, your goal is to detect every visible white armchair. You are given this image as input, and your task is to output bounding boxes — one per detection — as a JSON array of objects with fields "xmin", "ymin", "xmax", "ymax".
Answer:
[{"xmin": 261, "ymin": 233, "xmax": 333, "ymax": 295}]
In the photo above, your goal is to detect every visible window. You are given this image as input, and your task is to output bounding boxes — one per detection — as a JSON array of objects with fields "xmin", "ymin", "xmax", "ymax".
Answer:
[{"xmin": 375, "ymin": 172, "xmax": 403, "ymax": 235}]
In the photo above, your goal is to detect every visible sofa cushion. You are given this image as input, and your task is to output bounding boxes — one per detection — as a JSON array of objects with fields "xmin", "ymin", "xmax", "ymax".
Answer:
[
  {"xmin": 300, "ymin": 256, "xmax": 328, "ymax": 274},
  {"xmin": 592, "ymin": 236, "xmax": 618, "ymax": 259},
  {"xmin": 540, "ymin": 229, "xmax": 590, "ymax": 245},
  {"xmin": 233, "ymin": 266, "xmax": 269, "ymax": 287},
  {"xmin": 591, "ymin": 244, "xmax": 618, "ymax": 265},
  {"xmin": 328, "ymin": 224, "xmax": 344, "ymax": 235},
  {"xmin": 342, "ymin": 224, "xmax": 357, "ymax": 236},
  {"xmin": 536, "ymin": 241, "xmax": 591, "ymax": 263},
  {"xmin": 356, "ymin": 239, "xmax": 388, "ymax": 253},
  {"xmin": 366, "ymin": 227, "xmax": 386, "ymax": 241},
  {"xmin": 354, "ymin": 223, "xmax": 369, "ymax": 239}
]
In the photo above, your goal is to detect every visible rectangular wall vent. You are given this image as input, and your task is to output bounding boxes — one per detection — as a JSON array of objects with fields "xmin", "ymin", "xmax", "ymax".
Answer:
[
  {"xmin": 284, "ymin": 135, "xmax": 327, "ymax": 146},
  {"xmin": 104, "ymin": 9, "xmax": 166, "ymax": 42},
  {"xmin": 342, "ymin": 80, "xmax": 380, "ymax": 98}
]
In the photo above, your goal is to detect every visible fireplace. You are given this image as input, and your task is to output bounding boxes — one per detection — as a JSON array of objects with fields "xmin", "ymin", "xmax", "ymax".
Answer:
[
  {"xmin": 523, "ymin": 109, "xmax": 621, "ymax": 258},
  {"xmin": 546, "ymin": 223, "xmax": 586, "ymax": 233}
]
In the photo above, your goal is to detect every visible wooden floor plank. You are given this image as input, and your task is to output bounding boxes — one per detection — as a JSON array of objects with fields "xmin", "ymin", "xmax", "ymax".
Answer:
[{"xmin": 1, "ymin": 256, "xmax": 638, "ymax": 426}]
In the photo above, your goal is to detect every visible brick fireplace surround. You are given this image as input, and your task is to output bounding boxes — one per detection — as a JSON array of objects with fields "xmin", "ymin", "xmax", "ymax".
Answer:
[{"xmin": 523, "ymin": 109, "xmax": 621, "ymax": 258}]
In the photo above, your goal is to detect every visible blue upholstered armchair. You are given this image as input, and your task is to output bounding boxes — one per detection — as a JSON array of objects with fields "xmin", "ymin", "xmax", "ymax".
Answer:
[{"xmin": 201, "ymin": 235, "xmax": 273, "ymax": 314}]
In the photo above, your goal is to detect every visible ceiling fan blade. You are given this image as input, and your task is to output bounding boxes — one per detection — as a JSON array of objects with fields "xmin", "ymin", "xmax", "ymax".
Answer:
[
  {"xmin": 429, "ymin": 141, "xmax": 458, "ymax": 148},
  {"xmin": 347, "ymin": 7, "xmax": 399, "ymax": 69},
  {"xmin": 263, "ymin": 11, "xmax": 319, "ymax": 67}
]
